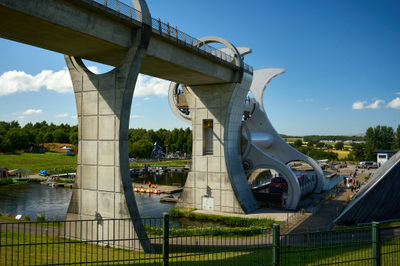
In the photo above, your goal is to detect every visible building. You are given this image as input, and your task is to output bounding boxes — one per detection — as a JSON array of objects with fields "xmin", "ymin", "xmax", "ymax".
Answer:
[
  {"xmin": 374, "ymin": 150, "xmax": 398, "ymax": 167},
  {"xmin": 0, "ymin": 167, "xmax": 8, "ymax": 178}
]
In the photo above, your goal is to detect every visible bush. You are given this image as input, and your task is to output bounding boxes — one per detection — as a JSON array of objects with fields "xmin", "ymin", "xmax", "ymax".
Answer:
[
  {"xmin": 169, "ymin": 208, "xmax": 277, "ymax": 228},
  {"xmin": 36, "ymin": 213, "xmax": 47, "ymax": 222},
  {"xmin": 0, "ymin": 178, "xmax": 13, "ymax": 186}
]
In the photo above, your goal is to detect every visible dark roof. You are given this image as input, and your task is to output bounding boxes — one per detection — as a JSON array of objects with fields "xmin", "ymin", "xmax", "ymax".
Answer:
[{"xmin": 373, "ymin": 150, "xmax": 398, "ymax": 155}]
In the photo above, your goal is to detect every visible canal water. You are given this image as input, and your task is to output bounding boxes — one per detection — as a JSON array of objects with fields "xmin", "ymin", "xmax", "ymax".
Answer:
[
  {"xmin": 0, "ymin": 171, "xmax": 186, "ymax": 221},
  {"xmin": 0, "ymin": 170, "xmax": 343, "ymax": 221}
]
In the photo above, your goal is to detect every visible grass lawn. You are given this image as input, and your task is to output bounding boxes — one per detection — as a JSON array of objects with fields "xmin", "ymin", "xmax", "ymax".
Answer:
[
  {"xmin": 0, "ymin": 153, "xmax": 188, "ymax": 175},
  {"xmin": 0, "ymin": 230, "xmax": 271, "ymax": 265},
  {"xmin": 2, "ymin": 228, "xmax": 400, "ymax": 265},
  {"xmin": 326, "ymin": 149, "xmax": 350, "ymax": 160},
  {"xmin": 0, "ymin": 152, "xmax": 77, "ymax": 174}
]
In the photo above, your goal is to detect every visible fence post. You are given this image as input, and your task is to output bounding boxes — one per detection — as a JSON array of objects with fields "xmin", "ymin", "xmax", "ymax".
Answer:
[
  {"xmin": 272, "ymin": 223, "xmax": 280, "ymax": 266},
  {"xmin": 372, "ymin": 222, "xmax": 381, "ymax": 266},
  {"xmin": 163, "ymin": 213, "xmax": 170, "ymax": 266}
]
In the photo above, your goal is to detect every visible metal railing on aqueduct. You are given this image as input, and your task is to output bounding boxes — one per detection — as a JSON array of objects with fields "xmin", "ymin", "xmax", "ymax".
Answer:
[{"xmin": 90, "ymin": 0, "xmax": 253, "ymax": 73}]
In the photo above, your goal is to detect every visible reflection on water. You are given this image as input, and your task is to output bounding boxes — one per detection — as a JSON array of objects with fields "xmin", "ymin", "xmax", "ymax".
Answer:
[
  {"xmin": 134, "ymin": 192, "xmax": 176, "ymax": 218},
  {"xmin": 132, "ymin": 171, "xmax": 187, "ymax": 186},
  {"xmin": 0, "ymin": 171, "xmax": 187, "ymax": 220},
  {"xmin": 0, "ymin": 183, "xmax": 72, "ymax": 220}
]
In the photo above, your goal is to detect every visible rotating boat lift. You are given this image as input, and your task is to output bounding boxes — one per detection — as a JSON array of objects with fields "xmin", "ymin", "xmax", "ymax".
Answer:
[{"xmin": 169, "ymin": 43, "xmax": 325, "ymax": 211}]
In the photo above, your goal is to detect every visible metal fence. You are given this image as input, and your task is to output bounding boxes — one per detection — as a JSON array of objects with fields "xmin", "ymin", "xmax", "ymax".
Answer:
[
  {"xmin": 89, "ymin": 0, "xmax": 253, "ymax": 73},
  {"xmin": 0, "ymin": 215, "xmax": 273, "ymax": 265},
  {"xmin": 1, "ymin": 216, "xmax": 400, "ymax": 265}
]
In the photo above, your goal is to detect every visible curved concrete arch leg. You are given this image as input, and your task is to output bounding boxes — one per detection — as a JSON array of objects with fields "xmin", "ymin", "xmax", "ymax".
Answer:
[
  {"xmin": 223, "ymin": 72, "xmax": 259, "ymax": 213},
  {"xmin": 64, "ymin": 0, "xmax": 153, "ymax": 252},
  {"xmin": 244, "ymin": 68, "xmax": 325, "ymax": 193},
  {"xmin": 247, "ymin": 144, "xmax": 301, "ymax": 210}
]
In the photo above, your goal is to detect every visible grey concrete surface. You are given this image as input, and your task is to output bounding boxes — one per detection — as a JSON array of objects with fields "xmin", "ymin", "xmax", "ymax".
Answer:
[
  {"xmin": 175, "ymin": 37, "xmax": 258, "ymax": 214},
  {"xmin": 0, "ymin": 0, "xmax": 238, "ymax": 85},
  {"xmin": 64, "ymin": 0, "xmax": 153, "ymax": 251}
]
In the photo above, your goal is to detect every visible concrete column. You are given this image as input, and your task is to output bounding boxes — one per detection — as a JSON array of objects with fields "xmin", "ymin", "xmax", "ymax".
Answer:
[
  {"xmin": 64, "ymin": 1, "xmax": 153, "ymax": 251},
  {"xmin": 178, "ymin": 72, "xmax": 258, "ymax": 214}
]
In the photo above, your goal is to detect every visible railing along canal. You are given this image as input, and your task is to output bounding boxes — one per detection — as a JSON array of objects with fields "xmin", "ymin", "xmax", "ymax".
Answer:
[{"xmin": 89, "ymin": 0, "xmax": 253, "ymax": 73}]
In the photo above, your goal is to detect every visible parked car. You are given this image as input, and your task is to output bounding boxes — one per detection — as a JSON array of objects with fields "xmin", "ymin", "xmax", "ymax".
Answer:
[{"xmin": 358, "ymin": 161, "xmax": 378, "ymax": 169}]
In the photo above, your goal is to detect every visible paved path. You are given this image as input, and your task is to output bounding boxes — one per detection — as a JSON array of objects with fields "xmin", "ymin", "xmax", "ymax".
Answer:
[{"xmin": 289, "ymin": 165, "xmax": 375, "ymax": 233}]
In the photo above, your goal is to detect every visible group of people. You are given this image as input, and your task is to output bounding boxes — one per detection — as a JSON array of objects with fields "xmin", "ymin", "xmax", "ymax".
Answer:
[{"xmin": 343, "ymin": 171, "xmax": 361, "ymax": 193}]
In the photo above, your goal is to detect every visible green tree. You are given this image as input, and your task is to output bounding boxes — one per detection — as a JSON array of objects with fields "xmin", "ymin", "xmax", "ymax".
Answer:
[
  {"xmin": 396, "ymin": 124, "xmax": 400, "ymax": 149},
  {"xmin": 129, "ymin": 139, "xmax": 153, "ymax": 158},
  {"xmin": 293, "ymin": 139, "xmax": 303, "ymax": 148},
  {"xmin": 316, "ymin": 142, "xmax": 325, "ymax": 148},
  {"xmin": 53, "ymin": 129, "xmax": 70, "ymax": 143},
  {"xmin": 334, "ymin": 141, "xmax": 344, "ymax": 150},
  {"xmin": 348, "ymin": 143, "xmax": 366, "ymax": 161},
  {"xmin": 365, "ymin": 125, "xmax": 395, "ymax": 160},
  {"xmin": 5, "ymin": 128, "xmax": 29, "ymax": 150},
  {"xmin": 69, "ymin": 128, "xmax": 78, "ymax": 145},
  {"xmin": 43, "ymin": 132, "xmax": 54, "ymax": 143},
  {"xmin": 0, "ymin": 137, "xmax": 13, "ymax": 152}
]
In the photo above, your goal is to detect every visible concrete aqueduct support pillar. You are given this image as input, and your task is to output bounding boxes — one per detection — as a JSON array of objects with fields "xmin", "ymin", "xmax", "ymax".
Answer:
[
  {"xmin": 63, "ymin": 0, "xmax": 153, "ymax": 252},
  {"xmin": 177, "ymin": 37, "xmax": 259, "ymax": 214}
]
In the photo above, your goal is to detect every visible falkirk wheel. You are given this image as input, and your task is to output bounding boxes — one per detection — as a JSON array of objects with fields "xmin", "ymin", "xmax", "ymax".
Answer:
[
  {"xmin": 64, "ymin": 0, "xmax": 325, "ymax": 250},
  {"xmin": 168, "ymin": 38, "xmax": 325, "ymax": 213}
]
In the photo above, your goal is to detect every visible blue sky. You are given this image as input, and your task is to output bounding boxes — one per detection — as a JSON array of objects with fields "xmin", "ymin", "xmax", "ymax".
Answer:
[{"xmin": 0, "ymin": 0, "xmax": 399, "ymax": 136}]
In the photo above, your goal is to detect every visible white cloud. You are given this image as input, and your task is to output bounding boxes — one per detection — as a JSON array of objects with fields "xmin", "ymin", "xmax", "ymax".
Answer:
[
  {"xmin": 0, "ymin": 71, "xmax": 41, "ymax": 96},
  {"xmin": 143, "ymin": 97, "xmax": 151, "ymax": 101},
  {"xmin": 23, "ymin": 109, "xmax": 42, "ymax": 115},
  {"xmin": 352, "ymin": 101, "xmax": 367, "ymax": 110},
  {"xmin": 134, "ymin": 74, "xmax": 169, "ymax": 97},
  {"xmin": 395, "ymin": 92, "xmax": 400, "ymax": 95},
  {"xmin": 366, "ymin": 99, "xmax": 384, "ymax": 109},
  {"xmin": 324, "ymin": 106, "xmax": 331, "ymax": 111},
  {"xmin": 0, "ymin": 69, "xmax": 71, "ymax": 95},
  {"xmin": 87, "ymin": 66, "xmax": 100, "ymax": 74},
  {"xmin": 0, "ymin": 66, "xmax": 101, "ymax": 96},
  {"xmin": 352, "ymin": 99, "xmax": 384, "ymax": 110},
  {"xmin": 0, "ymin": 69, "xmax": 171, "ymax": 98},
  {"xmin": 387, "ymin": 97, "xmax": 400, "ymax": 109},
  {"xmin": 71, "ymin": 115, "xmax": 77, "ymax": 119},
  {"xmin": 55, "ymin": 113, "xmax": 68, "ymax": 118},
  {"xmin": 17, "ymin": 116, "xmax": 24, "ymax": 119},
  {"xmin": 131, "ymin": 114, "xmax": 142, "ymax": 119}
]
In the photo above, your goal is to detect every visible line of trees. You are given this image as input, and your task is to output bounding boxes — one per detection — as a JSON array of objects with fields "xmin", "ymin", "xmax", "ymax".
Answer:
[
  {"xmin": 0, "ymin": 121, "xmax": 192, "ymax": 159},
  {"xmin": 0, "ymin": 121, "xmax": 77, "ymax": 152},
  {"xmin": 2, "ymin": 120, "xmax": 398, "ymax": 161},
  {"xmin": 290, "ymin": 125, "xmax": 400, "ymax": 162},
  {"xmin": 302, "ymin": 135, "xmax": 364, "ymax": 143},
  {"xmin": 347, "ymin": 125, "xmax": 400, "ymax": 161}
]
